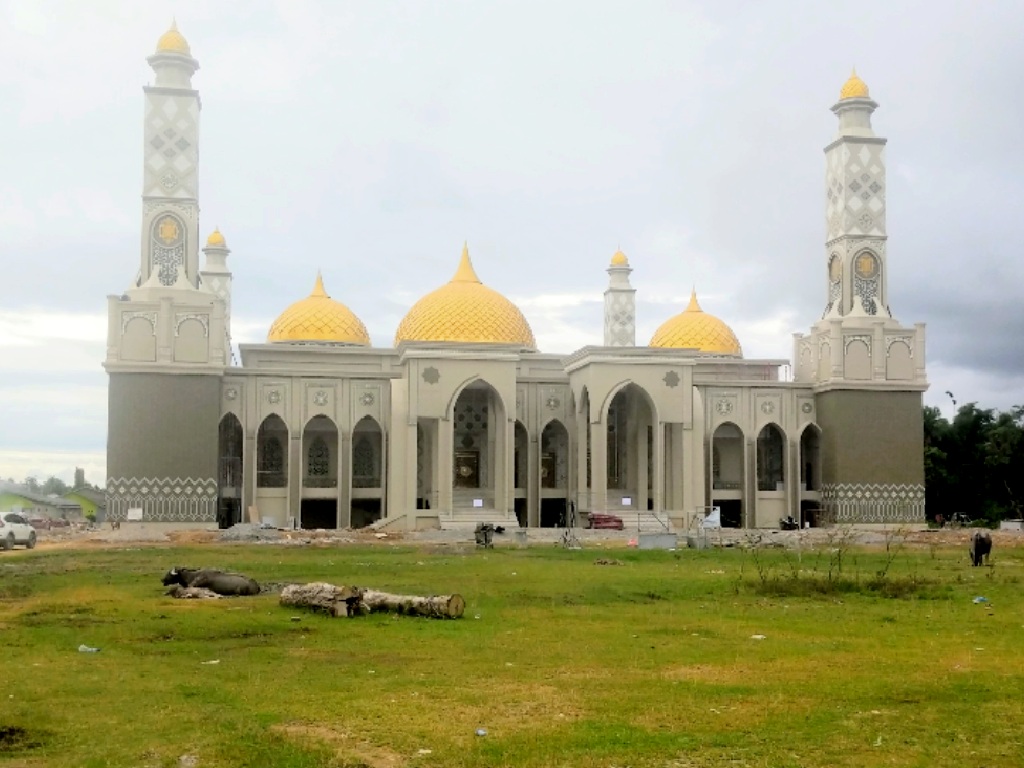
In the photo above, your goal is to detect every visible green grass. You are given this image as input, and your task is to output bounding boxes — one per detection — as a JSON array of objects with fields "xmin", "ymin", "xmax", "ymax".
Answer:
[{"xmin": 1, "ymin": 542, "xmax": 1022, "ymax": 767}]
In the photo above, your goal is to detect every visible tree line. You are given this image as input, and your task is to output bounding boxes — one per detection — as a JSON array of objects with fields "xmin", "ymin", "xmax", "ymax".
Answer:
[{"xmin": 925, "ymin": 403, "xmax": 1024, "ymax": 525}]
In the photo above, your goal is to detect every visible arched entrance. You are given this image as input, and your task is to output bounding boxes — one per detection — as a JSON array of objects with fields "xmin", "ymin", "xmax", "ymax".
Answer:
[
  {"xmin": 217, "ymin": 413, "xmax": 243, "ymax": 529},
  {"xmin": 351, "ymin": 416, "xmax": 384, "ymax": 528},
  {"xmin": 799, "ymin": 424, "xmax": 822, "ymax": 526},
  {"xmin": 711, "ymin": 422, "xmax": 744, "ymax": 527},
  {"xmin": 756, "ymin": 423, "xmax": 787, "ymax": 528},
  {"xmin": 256, "ymin": 414, "xmax": 288, "ymax": 526},
  {"xmin": 301, "ymin": 415, "xmax": 338, "ymax": 529},
  {"xmin": 540, "ymin": 419, "xmax": 570, "ymax": 527},
  {"xmin": 451, "ymin": 380, "xmax": 508, "ymax": 516},
  {"xmin": 601, "ymin": 383, "xmax": 657, "ymax": 514},
  {"xmin": 514, "ymin": 421, "xmax": 528, "ymax": 526}
]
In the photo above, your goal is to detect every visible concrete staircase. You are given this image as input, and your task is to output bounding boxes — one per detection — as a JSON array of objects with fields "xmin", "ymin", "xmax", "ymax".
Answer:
[{"xmin": 441, "ymin": 507, "xmax": 521, "ymax": 531}]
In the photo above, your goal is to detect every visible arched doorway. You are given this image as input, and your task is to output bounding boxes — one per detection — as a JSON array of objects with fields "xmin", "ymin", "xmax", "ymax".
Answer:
[
  {"xmin": 451, "ymin": 380, "xmax": 508, "ymax": 515},
  {"xmin": 540, "ymin": 419, "xmax": 570, "ymax": 527},
  {"xmin": 217, "ymin": 413, "xmax": 243, "ymax": 529},
  {"xmin": 256, "ymin": 414, "xmax": 288, "ymax": 526},
  {"xmin": 756, "ymin": 423, "xmax": 787, "ymax": 528},
  {"xmin": 351, "ymin": 416, "xmax": 384, "ymax": 528},
  {"xmin": 513, "ymin": 421, "xmax": 528, "ymax": 526},
  {"xmin": 301, "ymin": 415, "xmax": 338, "ymax": 529},
  {"xmin": 800, "ymin": 424, "xmax": 822, "ymax": 526},
  {"xmin": 711, "ymin": 422, "xmax": 744, "ymax": 527},
  {"xmin": 602, "ymin": 383, "xmax": 657, "ymax": 514}
]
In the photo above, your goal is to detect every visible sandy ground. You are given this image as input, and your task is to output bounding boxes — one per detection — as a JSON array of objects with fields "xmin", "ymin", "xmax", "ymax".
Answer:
[{"xmin": 20, "ymin": 522, "xmax": 1024, "ymax": 553}]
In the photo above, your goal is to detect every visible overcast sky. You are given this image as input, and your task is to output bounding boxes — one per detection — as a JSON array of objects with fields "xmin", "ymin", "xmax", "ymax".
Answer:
[{"xmin": 1, "ymin": 0, "xmax": 1022, "ymax": 486}]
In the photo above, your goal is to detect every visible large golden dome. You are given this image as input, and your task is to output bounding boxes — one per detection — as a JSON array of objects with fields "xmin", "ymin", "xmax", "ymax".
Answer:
[
  {"xmin": 839, "ymin": 68, "xmax": 869, "ymax": 100},
  {"xmin": 156, "ymin": 21, "xmax": 191, "ymax": 56},
  {"xmin": 268, "ymin": 273, "xmax": 370, "ymax": 345},
  {"xmin": 394, "ymin": 244, "xmax": 536, "ymax": 348},
  {"xmin": 650, "ymin": 290, "xmax": 742, "ymax": 356}
]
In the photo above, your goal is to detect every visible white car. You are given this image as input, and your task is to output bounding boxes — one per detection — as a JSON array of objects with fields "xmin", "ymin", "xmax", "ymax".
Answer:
[{"xmin": 1, "ymin": 512, "xmax": 36, "ymax": 550}]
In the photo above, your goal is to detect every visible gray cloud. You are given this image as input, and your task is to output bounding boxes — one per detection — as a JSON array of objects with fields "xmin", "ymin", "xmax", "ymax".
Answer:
[{"xmin": 2, "ymin": 0, "xmax": 1023, "ymax": 480}]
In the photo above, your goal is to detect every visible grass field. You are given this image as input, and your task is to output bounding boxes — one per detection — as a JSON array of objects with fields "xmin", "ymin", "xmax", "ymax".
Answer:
[{"xmin": 1, "ymin": 539, "xmax": 1022, "ymax": 767}]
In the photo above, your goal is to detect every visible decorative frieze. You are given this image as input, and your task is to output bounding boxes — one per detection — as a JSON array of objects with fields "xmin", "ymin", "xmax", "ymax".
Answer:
[
  {"xmin": 820, "ymin": 483, "xmax": 925, "ymax": 523},
  {"xmin": 106, "ymin": 476, "xmax": 217, "ymax": 522}
]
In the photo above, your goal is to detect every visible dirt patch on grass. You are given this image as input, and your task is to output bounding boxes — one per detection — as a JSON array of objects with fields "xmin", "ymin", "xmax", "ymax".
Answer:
[
  {"xmin": 0, "ymin": 725, "xmax": 48, "ymax": 753},
  {"xmin": 273, "ymin": 723, "xmax": 406, "ymax": 768}
]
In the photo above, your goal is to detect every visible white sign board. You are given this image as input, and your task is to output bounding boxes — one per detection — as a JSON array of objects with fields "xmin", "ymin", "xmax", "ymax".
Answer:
[
  {"xmin": 701, "ymin": 506, "xmax": 721, "ymax": 529},
  {"xmin": 621, "ymin": 497, "xmax": 632, "ymax": 506},
  {"xmin": 473, "ymin": 499, "xmax": 484, "ymax": 508},
  {"xmin": 126, "ymin": 508, "xmax": 144, "ymax": 522}
]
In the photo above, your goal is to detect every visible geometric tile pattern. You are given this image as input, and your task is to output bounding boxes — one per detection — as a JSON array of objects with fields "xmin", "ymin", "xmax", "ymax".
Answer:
[
  {"xmin": 821, "ymin": 483, "xmax": 925, "ymax": 523},
  {"xmin": 144, "ymin": 92, "xmax": 199, "ymax": 200},
  {"xmin": 825, "ymin": 141, "xmax": 886, "ymax": 243},
  {"xmin": 394, "ymin": 245, "xmax": 536, "ymax": 348},
  {"xmin": 105, "ymin": 476, "xmax": 217, "ymax": 522},
  {"xmin": 604, "ymin": 291, "xmax": 635, "ymax": 346}
]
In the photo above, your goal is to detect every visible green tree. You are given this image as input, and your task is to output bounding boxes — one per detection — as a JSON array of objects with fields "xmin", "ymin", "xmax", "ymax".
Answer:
[{"xmin": 924, "ymin": 403, "xmax": 1024, "ymax": 525}]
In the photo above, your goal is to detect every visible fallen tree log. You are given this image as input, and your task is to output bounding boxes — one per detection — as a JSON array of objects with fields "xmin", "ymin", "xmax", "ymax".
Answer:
[
  {"xmin": 279, "ymin": 582, "xmax": 362, "ymax": 617},
  {"xmin": 279, "ymin": 582, "xmax": 465, "ymax": 619},
  {"xmin": 359, "ymin": 589, "xmax": 465, "ymax": 619}
]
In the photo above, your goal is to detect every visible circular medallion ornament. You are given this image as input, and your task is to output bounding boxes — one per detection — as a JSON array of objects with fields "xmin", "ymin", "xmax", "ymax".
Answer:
[
  {"xmin": 715, "ymin": 399, "xmax": 734, "ymax": 416},
  {"xmin": 760, "ymin": 401, "xmax": 776, "ymax": 415},
  {"xmin": 160, "ymin": 172, "xmax": 178, "ymax": 190},
  {"xmin": 267, "ymin": 390, "xmax": 281, "ymax": 405},
  {"xmin": 546, "ymin": 396, "xmax": 560, "ymax": 409},
  {"xmin": 224, "ymin": 388, "xmax": 238, "ymax": 401},
  {"xmin": 313, "ymin": 390, "xmax": 328, "ymax": 407},
  {"xmin": 829, "ymin": 255, "xmax": 842, "ymax": 281},
  {"xmin": 801, "ymin": 402, "xmax": 813, "ymax": 414},
  {"xmin": 855, "ymin": 252, "xmax": 879, "ymax": 279},
  {"xmin": 360, "ymin": 392, "xmax": 375, "ymax": 406}
]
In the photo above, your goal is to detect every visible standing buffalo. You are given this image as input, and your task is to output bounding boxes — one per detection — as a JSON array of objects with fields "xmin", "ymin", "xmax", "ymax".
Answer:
[
  {"xmin": 969, "ymin": 531, "xmax": 993, "ymax": 566},
  {"xmin": 162, "ymin": 566, "xmax": 261, "ymax": 596}
]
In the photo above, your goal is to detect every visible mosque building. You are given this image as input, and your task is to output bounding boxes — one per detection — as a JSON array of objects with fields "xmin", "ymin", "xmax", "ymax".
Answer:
[{"xmin": 103, "ymin": 28, "xmax": 928, "ymax": 530}]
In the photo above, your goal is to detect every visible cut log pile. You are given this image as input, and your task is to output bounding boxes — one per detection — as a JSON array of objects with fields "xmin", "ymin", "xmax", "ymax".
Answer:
[{"xmin": 280, "ymin": 582, "xmax": 465, "ymax": 619}]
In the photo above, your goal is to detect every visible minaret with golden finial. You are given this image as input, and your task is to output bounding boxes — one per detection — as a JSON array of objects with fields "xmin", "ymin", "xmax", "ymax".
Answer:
[
  {"xmin": 604, "ymin": 248, "xmax": 636, "ymax": 346},
  {"xmin": 140, "ymin": 20, "xmax": 202, "ymax": 289},
  {"xmin": 822, "ymin": 69, "xmax": 891, "ymax": 319}
]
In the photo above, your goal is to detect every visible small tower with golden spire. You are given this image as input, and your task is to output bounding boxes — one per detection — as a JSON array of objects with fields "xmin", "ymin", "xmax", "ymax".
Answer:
[
  {"xmin": 201, "ymin": 228, "xmax": 233, "ymax": 355},
  {"xmin": 603, "ymin": 249, "xmax": 636, "ymax": 346}
]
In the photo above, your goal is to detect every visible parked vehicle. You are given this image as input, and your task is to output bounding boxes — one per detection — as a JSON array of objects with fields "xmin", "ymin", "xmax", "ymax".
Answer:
[
  {"xmin": 1, "ymin": 513, "xmax": 37, "ymax": 550},
  {"xmin": 588, "ymin": 513, "xmax": 624, "ymax": 530}
]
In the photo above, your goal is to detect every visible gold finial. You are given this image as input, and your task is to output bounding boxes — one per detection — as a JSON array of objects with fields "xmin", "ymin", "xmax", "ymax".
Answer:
[
  {"xmin": 610, "ymin": 249, "xmax": 629, "ymax": 267},
  {"xmin": 451, "ymin": 242, "xmax": 481, "ymax": 283},
  {"xmin": 206, "ymin": 227, "xmax": 226, "ymax": 247},
  {"xmin": 156, "ymin": 19, "xmax": 191, "ymax": 55},
  {"xmin": 685, "ymin": 288, "xmax": 702, "ymax": 313},
  {"xmin": 311, "ymin": 271, "xmax": 328, "ymax": 298},
  {"xmin": 839, "ymin": 67, "xmax": 869, "ymax": 100}
]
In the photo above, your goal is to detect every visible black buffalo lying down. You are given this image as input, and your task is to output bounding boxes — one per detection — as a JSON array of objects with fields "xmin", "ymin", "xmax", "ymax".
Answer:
[
  {"xmin": 970, "ymin": 531, "xmax": 993, "ymax": 567},
  {"xmin": 161, "ymin": 566, "xmax": 261, "ymax": 596}
]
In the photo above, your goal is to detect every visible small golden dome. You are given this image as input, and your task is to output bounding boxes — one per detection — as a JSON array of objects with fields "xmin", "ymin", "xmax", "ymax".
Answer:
[
  {"xmin": 206, "ymin": 228, "xmax": 226, "ymax": 247},
  {"xmin": 268, "ymin": 273, "xmax": 370, "ymax": 345},
  {"xmin": 840, "ymin": 68, "xmax": 869, "ymax": 100},
  {"xmin": 156, "ymin": 21, "xmax": 191, "ymax": 56},
  {"xmin": 649, "ymin": 289, "xmax": 742, "ymax": 356},
  {"xmin": 610, "ymin": 249, "xmax": 629, "ymax": 267},
  {"xmin": 394, "ymin": 243, "xmax": 536, "ymax": 348}
]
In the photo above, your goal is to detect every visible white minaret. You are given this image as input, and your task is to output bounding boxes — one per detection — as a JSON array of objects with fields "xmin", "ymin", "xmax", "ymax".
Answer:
[
  {"xmin": 603, "ymin": 249, "xmax": 636, "ymax": 346},
  {"xmin": 822, "ymin": 70, "xmax": 891, "ymax": 319},
  {"xmin": 139, "ymin": 22, "xmax": 202, "ymax": 288}
]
